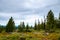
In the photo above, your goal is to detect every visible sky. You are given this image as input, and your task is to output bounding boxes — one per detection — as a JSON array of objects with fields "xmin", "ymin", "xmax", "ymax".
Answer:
[{"xmin": 0, "ymin": 0, "xmax": 60, "ymax": 26}]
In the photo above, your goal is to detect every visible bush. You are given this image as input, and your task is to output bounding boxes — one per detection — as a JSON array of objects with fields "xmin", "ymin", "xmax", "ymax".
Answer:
[
  {"xmin": 58, "ymin": 37, "xmax": 60, "ymax": 40},
  {"xmin": 25, "ymin": 29, "xmax": 32, "ymax": 32},
  {"xmin": 19, "ymin": 37, "xmax": 26, "ymax": 40}
]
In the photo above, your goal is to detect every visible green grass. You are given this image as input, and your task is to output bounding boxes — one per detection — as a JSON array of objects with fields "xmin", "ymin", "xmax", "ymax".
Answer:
[{"xmin": 0, "ymin": 30, "xmax": 60, "ymax": 40}]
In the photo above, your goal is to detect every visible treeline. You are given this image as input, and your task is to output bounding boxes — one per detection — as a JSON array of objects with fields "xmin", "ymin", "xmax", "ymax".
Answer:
[{"xmin": 0, "ymin": 10, "xmax": 60, "ymax": 33}]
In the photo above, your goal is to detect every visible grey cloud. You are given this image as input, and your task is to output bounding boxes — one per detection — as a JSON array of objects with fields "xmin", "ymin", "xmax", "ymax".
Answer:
[
  {"xmin": 0, "ymin": 0, "xmax": 60, "ymax": 26},
  {"xmin": 0, "ymin": 0, "xmax": 59, "ymax": 13}
]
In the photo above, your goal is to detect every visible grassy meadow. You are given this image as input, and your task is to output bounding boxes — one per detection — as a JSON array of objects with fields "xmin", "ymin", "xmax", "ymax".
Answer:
[{"xmin": 0, "ymin": 30, "xmax": 60, "ymax": 40}]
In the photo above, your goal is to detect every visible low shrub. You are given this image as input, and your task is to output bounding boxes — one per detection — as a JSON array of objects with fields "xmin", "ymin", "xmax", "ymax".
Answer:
[
  {"xmin": 58, "ymin": 37, "xmax": 60, "ymax": 40},
  {"xmin": 19, "ymin": 37, "xmax": 26, "ymax": 40}
]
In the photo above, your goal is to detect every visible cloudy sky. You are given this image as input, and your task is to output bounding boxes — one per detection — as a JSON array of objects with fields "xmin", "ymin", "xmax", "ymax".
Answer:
[{"xmin": 0, "ymin": 0, "xmax": 60, "ymax": 26}]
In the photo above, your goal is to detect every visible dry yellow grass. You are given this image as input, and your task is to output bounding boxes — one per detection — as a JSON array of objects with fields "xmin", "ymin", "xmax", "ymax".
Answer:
[{"xmin": 0, "ymin": 31, "xmax": 60, "ymax": 40}]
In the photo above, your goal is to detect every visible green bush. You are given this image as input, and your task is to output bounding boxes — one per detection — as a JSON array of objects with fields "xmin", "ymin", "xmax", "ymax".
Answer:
[
  {"xmin": 19, "ymin": 37, "xmax": 26, "ymax": 40},
  {"xmin": 58, "ymin": 37, "xmax": 60, "ymax": 40}
]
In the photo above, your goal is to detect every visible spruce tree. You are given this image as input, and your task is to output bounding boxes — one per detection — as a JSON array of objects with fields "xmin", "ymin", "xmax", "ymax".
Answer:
[
  {"xmin": 40, "ymin": 22, "xmax": 44, "ymax": 30},
  {"xmin": 34, "ymin": 21, "xmax": 37, "ymax": 30},
  {"xmin": 22, "ymin": 22, "xmax": 25, "ymax": 29},
  {"xmin": 57, "ymin": 13, "xmax": 60, "ymax": 28},
  {"xmin": 30, "ymin": 25, "xmax": 33, "ymax": 29},
  {"xmin": 0, "ymin": 25, "xmax": 4, "ymax": 33},
  {"xmin": 59, "ymin": 13, "xmax": 60, "ymax": 20},
  {"xmin": 18, "ymin": 22, "xmax": 25, "ymax": 32},
  {"xmin": 37, "ymin": 19, "xmax": 40, "ymax": 30},
  {"xmin": 26, "ymin": 24, "xmax": 29, "ymax": 32},
  {"xmin": 47, "ymin": 10, "xmax": 54, "ymax": 31},
  {"xmin": 44, "ymin": 16, "xmax": 46, "ymax": 30},
  {"xmin": 18, "ymin": 25, "xmax": 23, "ymax": 32},
  {"xmin": 58, "ymin": 13, "xmax": 60, "ymax": 28},
  {"xmin": 6, "ymin": 17, "xmax": 15, "ymax": 32}
]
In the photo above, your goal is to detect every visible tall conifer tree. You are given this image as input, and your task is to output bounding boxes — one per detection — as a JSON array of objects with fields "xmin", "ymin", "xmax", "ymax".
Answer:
[
  {"xmin": 34, "ymin": 20, "xmax": 37, "ymax": 30},
  {"xmin": 47, "ymin": 10, "xmax": 54, "ymax": 31},
  {"xmin": 6, "ymin": 17, "xmax": 15, "ymax": 32}
]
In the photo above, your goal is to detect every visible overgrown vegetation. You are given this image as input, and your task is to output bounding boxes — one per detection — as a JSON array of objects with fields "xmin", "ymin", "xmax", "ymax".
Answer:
[{"xmin": 0, "ymin": 10, "xmax": 60, "ymax": 40}]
